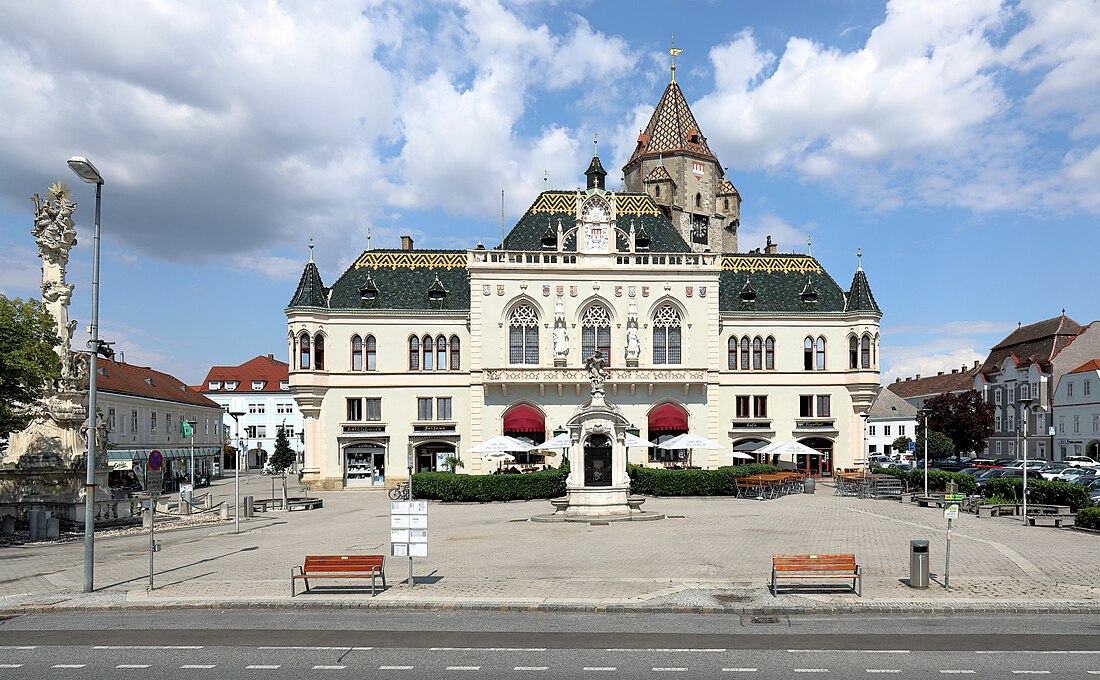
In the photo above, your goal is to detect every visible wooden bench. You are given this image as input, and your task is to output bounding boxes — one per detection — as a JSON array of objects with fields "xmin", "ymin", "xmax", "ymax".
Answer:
[
  {"xmin": 287, "ymin": 497, "xmax": 323, "ymax": 511},
  {"xmin": 291, "ymin": 555, "xmax": 385, "ymax": 596},
  {"xmin": 770, "ymin": 553, "xmax": 862, "ymax": 597}
]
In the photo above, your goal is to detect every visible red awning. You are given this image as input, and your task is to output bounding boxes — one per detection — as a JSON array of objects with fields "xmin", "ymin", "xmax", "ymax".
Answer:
[
  {"xmin": 503, "ymin": 404, "xmax": 545, "ymax": 434},
  {"xmin": 648, "ymin": 404, "xmax": 688, "ymax": 432}
]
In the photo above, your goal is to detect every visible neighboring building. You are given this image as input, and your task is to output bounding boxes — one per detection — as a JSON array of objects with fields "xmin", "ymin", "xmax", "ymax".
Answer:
[
  {"xmin": 199, "ymin": 354, "xmax": 304, "ymax": 470},
  {"xmin": 1051, "ymin": 359, "xmax": 1100, "ymax": 461},
  {"xmin": 887, "ymin": 361, "xmax": 982, "ymax": 410},
  {"xmin": 864, "ymin": 387, "xmax": 918, "ymax": 461},
  {"xmin": 974, "ymin": 315, "xmax": 1100, "ymax": 461},
  {"xmin": 96, "ymin": 358, "xmax": 223, "ymax": 491},
  {"xmin": 285, "ymin": 69, "xmax": 883, "ymax": 490}
]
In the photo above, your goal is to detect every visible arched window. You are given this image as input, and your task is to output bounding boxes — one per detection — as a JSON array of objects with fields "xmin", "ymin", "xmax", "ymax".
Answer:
[
  {"xmin": 752, "ymin": 337, "xmax": 763, "ymax": 370},
  {"xmin": 652, "ymin": 305, "xmax": 682, "ymax": 365},
  {"xmin": 803, "ymin": 337, "xmax": 813, "ymax": 371},
  {"xmin": 816, "ymin": 336, "xmax": 826, "ymax": 371},
  {"xmin": 765, "ymin": 337, "xmax": 775, "ymax": 370},
  {"xmin": 654, "ymin": 184, "xmax": 661, "ymax": 197},
  {"xmin": 313, "ymin": 333, "xmax": 325, "ymax": 370},
  {"xmin": 728, "ymin": 336, "xmax": 737, "ymax": 370},
  {"xmin": 365, "ymin": 335, "xmax": 377, "ymax": 371},
  {"xmin": 509, "ymin": 304, "xmax": 540, "ymax": 365},
  {"xmin": 299, "ymin": 332, "xmax": 311, "ymax": 370},
  {"xmin": 450, "ymin": 335, "xmax": 461, "ymax": 370},
  {"xmin": 422, "ymin": 334, "xmax": 434, "ymax": 370},
  {"xmin": 861, "ymin": 335, "xmax": 871, "ymax": 369},
  {"xmin": 436, "ymin": 335, "xmax": 447, "ymax": 370},
  {"xmin": 724, "ymin": 198, "xmax": 730, "ymax": 210},
  {"xmin": 849, "ymin": 336, "xmax": 858, "ymax": 369},
  {"xmin": 740, "ymin": 337, "xmax": 750, "ymax": 370},
  {"xmin": 581, "ymin": 304, "xmax": 612, "ymax": 366},
  {"xmin": 873, "ymin": 333, "xmax": 879, "ymax": 368},
  {"xmin": 695, "ymin": 193, "xmax": 702, "ymax": 208},
  {"xmin": 351, "ymin": 335, "xmax": 363, "ymax": 371},
  {"xmin": 408, "ymin": 336, "xmax": 420, "ymax": 370}
]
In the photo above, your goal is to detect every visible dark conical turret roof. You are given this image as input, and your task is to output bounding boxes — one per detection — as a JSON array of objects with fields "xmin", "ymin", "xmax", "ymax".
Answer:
[
  {"xmin": 624, "ymin": 80, "xmax": 717, "ymax": 171},
  {"xmin": 585, "ymin": 154, "xmax": 607, "ymax": 189},
  {"xmin": 288, "ymin": 260, "xmax": 327, "ymax": 309},
  {"xmin": 845, "ymin": 267, "xmax": 880, "ymax": 313}
]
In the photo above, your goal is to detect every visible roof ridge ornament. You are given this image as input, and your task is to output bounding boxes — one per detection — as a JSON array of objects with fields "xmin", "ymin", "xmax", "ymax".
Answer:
[
  {"xmin": 857, "ymin": 247, "xmax": 863, "ymax": 271},
  {"xmin": 669, "ymin": 35, "xmax": 683, "ymax": 83},
  {"xmin": 308, "ymin": 238, "xmax": 314, "ymax": 263}
]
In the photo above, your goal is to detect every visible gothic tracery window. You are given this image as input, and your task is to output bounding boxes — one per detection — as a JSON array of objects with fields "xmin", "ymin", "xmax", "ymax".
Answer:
[
  {"xmin": 651, "ymin": 305, "xmax": 682, "ymax": 365},
  {"xmin": 580, "ymin": 304, "xmax": 612, "ymax": 366},
  {"xmin": 509, "ymin": 303, "xmax": 540, "ymax": 365}
]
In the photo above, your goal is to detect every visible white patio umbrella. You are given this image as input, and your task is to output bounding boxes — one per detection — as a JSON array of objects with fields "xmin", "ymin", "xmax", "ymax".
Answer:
[
  {"xmin": 623, "ymin": 433, "xmax": 655, "ymax": 448},
  {"xmin": 482, "ymin": 451, "xmax": 516, "ymax": 463},
  {"xmin": 768, "ymin": 440, "xmax": 825, "ymax": 459},
  {"xmin": 538, "ymin": 432, "xmax": 573, "ymax": 450},
  {"xmin": 657, "ymin": 433, "xmax": 724, "ymax": 466},
  {"xmin": 466, "ymin": 435, "xmax": 533, "ymax": 454},
  {"xmin": 727, "ymin": 451, "xmax": 755, "ymax": 460}
]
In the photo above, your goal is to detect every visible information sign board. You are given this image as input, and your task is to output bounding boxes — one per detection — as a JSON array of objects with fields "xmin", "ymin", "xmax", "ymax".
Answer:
[
  {"xmin": 908, "ymin": 442, "xmax": 916, "ymax": 452},
  {"xmin": 390, "ymin": 500, "xmax": 428, "ymax": 558},
  {"xmin": 945, "ymin": 493, "xmax": 965, "ymax": 501},
  {"xmin": 943, "ymin": 503, "xmax": 960, "ymax": 519}
]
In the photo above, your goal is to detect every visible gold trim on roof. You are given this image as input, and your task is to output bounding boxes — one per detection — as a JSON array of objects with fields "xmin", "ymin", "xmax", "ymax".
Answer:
[
  {"xmin": 722, "ymin": 256, "xmax": 823, "ymax": 274},
  {"xmin": 530, "ymin": 192, "xmax": 661, "ymax": 217},
  {"xmin": 530, "ymin": 192, "xmax": 575, "ymax": 215},
  {"xmin": 354, "ymin": 252, "xmax": 467, "ymax": 270},
  {"xmin": 615, "ymin": 194, "xmax": 662, "ymax": 216}
]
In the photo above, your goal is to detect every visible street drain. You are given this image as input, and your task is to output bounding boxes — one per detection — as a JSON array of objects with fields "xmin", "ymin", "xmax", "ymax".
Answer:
[
  {"xmin": 667, "ymin": 515, "xmax": 686, "ymax": 518},
  {"xmin": 750, "ymin": 616, "xmax": 781, "ymax": 624},
  {"xmin": 589, "ymin": 521, "xmax": 610, "ymax": 526},
  {"xmin": 509, "ymin": 519, "xmax": 527, "ymax": 522}
]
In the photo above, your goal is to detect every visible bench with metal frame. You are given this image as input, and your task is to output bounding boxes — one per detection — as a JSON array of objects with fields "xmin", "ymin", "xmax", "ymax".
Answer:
[
  {"xmin": 770, "ymin": 553, "xmax": 862, "ymax": 597},
  {"xmin": 291, "ymin": 554, "xmax": 385, "ymax": 596}
]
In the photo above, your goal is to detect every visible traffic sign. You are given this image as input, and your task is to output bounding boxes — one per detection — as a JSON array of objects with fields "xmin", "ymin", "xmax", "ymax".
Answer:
[
  {"xmin": 908, "ymin": 442, "xmax": 916, "ymax": 452},
  {"xmin": 147, "ymin": 449, "xmax": 165, "ymax": 498},
  {"xmin": 944, "ymin": 503, "xmax": 959, "ymax": 520},
  {"xmin": 148, "ymin": 449, "xmax": 163, "ymax": 471}
]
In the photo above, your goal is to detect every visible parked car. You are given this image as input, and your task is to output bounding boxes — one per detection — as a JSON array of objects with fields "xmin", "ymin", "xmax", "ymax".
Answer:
[
  {"xmin": 967, "ymin": 458, "xmax": 1001, "ymax": 468},
  {"xmin": 976, "ymin": 467, "xmax": 1025, "ymax": 490},
  {"xmin": 1056, "ymin": 467, "xmax": 1096, "ymax": 483},
  {"xmin": 886, "ymin": 462, "xmax": 913, "ymax": 471},
  {"xmin": 1036, "ymin": 463, "xmax": 1069, "ymax": 480},
  {"xmin": 1065, "ymin": 455, "xmax": 1098, "ymax": 467}
]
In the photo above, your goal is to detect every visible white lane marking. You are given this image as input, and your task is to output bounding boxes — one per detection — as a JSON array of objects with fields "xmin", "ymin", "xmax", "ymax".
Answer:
[
  {"xmin": 583, "ymin": 668, "xmax": 617, "ymax": 672},
  {"xmin": 789, "ymin": 650, "xmax": 909, "ymax": 654},
  {"xmin": 794, "ymin": 670, "xmax": 829, "ymax": 674},
  {"xmin": 0, "ymin": 647, "xmax": 36, "ymax": 650},
  {"xmin": 445, "ymin": 667, "xmax": 481, "ymax": 671},
  {"xmin": 1087, "ymin": 672, "xmax": 1100, "ymax": 675},
  {"xmin": 258, "ymin": 646, "xmax": 361, "ymax": 650},
  {"xmin": 977, "ymin": 651, "xmax": 1100, "ymax": 655},
  {"xmin": 866, "ymin": 671, "xmax": 901, "ymax": 674},
  {"xmin": 52, "ymin": 665, "xmax": 86, "ymax": 669},
  {"xmin": 95, "ymin": 645, "xmax": 204, "ymax": 650},
  {"xmin": 379, "ymin": 666, "xmax": 414, "ymax": 670},
  {"xmin": 181, "ymin": 665, "xmax": 216, "ymax": 669},
  {"xmin": 653, "ymin": 669, "xmax": 688, "ymax": 672},
  {"xmin": 514, "ymin": 667, "xmax": 548, "ymax": 671},
  {"xmin": 722, "ymin": 670, "xmax": 758, "ymax": 673},
  {"xmin": 607, "ymin": 648, "xmax": 724, "ymax": 652},
  {"xmin": 313, "ymin": 666, "xmax": 347, "ymax": 670},
  {"xmin": 0, "ymin": 665, "xmax": 24, "ymax": 668},
  {"xmin": 246, "ymin": 665, "xmax": 281, "ymax": 669},
  {"xmin": 939, "ymin": 672, "xmax": 975, "ymax": 675},
  {"xmin": 1011, "ymin": 672, "xmax": 1051, "ymax": 675},
  {"xmin": 116, "ymin": 665, "xmax": 152, "ymax": 669},
  {"xmin": 431, "ymin": 647, "xmax": 545, "ymax": 651}
]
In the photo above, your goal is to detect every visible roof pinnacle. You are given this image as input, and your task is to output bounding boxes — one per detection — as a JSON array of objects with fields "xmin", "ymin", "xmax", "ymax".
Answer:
[
  {"xmin": 857, "ymin": 247, "xmax": 863, "ymax": 271},
  {"xmin": 669, "ymin": 34, "xmax": 683, "ymax": 83},
  {"xmin": 308, "ymin": 238, "xmax": 314, "ymax": 263}
]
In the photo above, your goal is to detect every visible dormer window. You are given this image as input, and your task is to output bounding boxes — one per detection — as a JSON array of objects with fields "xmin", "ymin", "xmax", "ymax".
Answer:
[
  {"xmin": 280, "ymin": 380, "xmax": 289, "ymax": 390},
  {"xmin": 800, "ymin": 279, "xmax": 819, "ymax": 303},
  {"xmin": 427, "ymin": 275, "xmax": 448, "ymax": 304},
  {"xmin": 144, "ymin": 377, "xmax": 153, "ymax": 386},
  {"xmin": 252, "ymin": 381, "xmax": 266, "ymax": 391},
  {"xmin": 359, "ymin": 274, "xmax": 379, "ymax": 302},
  {"xmin": 635, "ymin": 225, "xmax": 651, "ymax": 251},
  {"xmin": 740, "ymin": 278, "xmax": 756, "ymax": 303},
  {"xmin": 226, "ymin": 381, "xmax": 239, "ymax": 391},
  {"xmin": 208, "ymin": 381, "xmax": 221, "ymax": 391}
]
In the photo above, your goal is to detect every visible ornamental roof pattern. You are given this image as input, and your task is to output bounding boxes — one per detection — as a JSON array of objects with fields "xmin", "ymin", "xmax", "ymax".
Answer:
[
  {"xmin": 718, "ymin": 254, "xmax": 847, "ymax": 314},
  {"xmin": 324, "ymin": 249, "xmax": 470, "ymax": 312},
  {"xmin": 353, "ymin": 251, "xmax": 467, "ymax": 270},
  {"xmin": 644, "ymin": 165, "xmax": 673, "ymax": 182},
  {"xmin": 717, "ymin": 179, "xmax": 740, "ymax": 196},
  {"xmin": 721, "ymin": 255, "xmax": 823, "ymax": 274},
  {"xmin": 625, "ymin": 81, "xmax": 717, "ymax": 169}
]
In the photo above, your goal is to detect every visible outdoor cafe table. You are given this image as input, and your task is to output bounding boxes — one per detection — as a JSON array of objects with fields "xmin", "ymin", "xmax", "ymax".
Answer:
[{"xmin": 735, "ymin": 473, "xmax": 804, "ymax": 498}]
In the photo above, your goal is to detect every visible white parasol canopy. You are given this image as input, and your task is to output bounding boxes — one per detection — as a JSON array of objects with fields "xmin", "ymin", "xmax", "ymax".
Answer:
[
  {"xmin": 481, "ymin": 451, "xmax": 516, "ymax": 463},
  {"xmin": 658, "ymin": 434, "xmax": 724, "ymax": 450},
  {"xmin": 727, "ymin": 451, "xmax": 756, "ymax": 460},
  {"xmin": 538, "ymin": 432, "xmax": 573, "ymax": 450},
  {"xmin": 765, "ymin": 440, "xmax": 826, "ymax": 460},
  {"xmin": 466, "ymin": 435, "xmax": 534, "ymax": 454},
  {"xmin": 623, "ymin": 433, "xmax": 655, "ymax": 448}
]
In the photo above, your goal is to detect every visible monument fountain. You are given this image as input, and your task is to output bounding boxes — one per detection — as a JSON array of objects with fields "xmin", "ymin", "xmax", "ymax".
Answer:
[{"xmin": 0, "ymin": 182, "xmax": 112, "ymax": 526}]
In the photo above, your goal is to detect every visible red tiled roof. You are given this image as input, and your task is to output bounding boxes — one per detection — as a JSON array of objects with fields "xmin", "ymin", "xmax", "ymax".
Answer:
[
  {"xmin": 200, "ymin": 355, "xmax": 289, "ymax": 394},
  {"xmin": 980, "ymin": 315, "xmax": 1082, "ymax": 375},
  {"xmin": 1069, "ymin": 359, "xmax": 1100, "ymax": 375},
  {"xmin": 96, "ymin": 358, "xmax": 220, "ymax": 408},
  {"xmin": 887, "ymin": 366, "xmax": 981, "ymax": 400}
]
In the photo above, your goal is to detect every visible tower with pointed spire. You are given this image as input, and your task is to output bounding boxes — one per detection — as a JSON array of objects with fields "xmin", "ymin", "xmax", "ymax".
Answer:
[{"xmin": 623, "ymin": 46, "xmax": 741, "ymax": 253}]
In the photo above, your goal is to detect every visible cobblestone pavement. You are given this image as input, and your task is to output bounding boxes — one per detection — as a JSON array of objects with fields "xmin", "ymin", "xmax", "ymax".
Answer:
[{"xmin": 1, "ymin": 476, "xmax": 1097, "ymax": 613}]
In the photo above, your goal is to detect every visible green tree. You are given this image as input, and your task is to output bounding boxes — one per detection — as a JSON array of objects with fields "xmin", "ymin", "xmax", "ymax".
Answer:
[
  {"xmin": 0, "ymin": 296, "xmax": 61, "ymax": 438},
  {"xmin": 914, "ymin": 429, "xmax": 955, "ymax": 460},
  {"xmin": 921, "ymin": 390, "xmax": 994, "ymax": 459},
  {"xmin": 269, "ymin": 425, "xmax": 296, "ymax": 508},
  {"xmin": 892, "ymin": 436, "xmax": 913, "ymax": 456}
]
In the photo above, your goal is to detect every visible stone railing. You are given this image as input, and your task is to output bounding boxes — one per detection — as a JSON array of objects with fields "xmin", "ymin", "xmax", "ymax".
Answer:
[
  {"xmin": 469, "ymin": 250, "xmax": 721, "ymax": 268},
  {"xmin": 483, "ymin": 367, "xmax": 707, "ymax": 383}
]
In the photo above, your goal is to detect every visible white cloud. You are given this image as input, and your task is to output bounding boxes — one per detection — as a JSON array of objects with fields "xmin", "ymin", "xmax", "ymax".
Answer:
[
  {"xmin": 0, "ymin": 239, "xmax": 41, "ymax": 296},
  {"xmin": 882, "ymin": 347, "xmax": 985, "ymax": 384},
  {"xmin": 737, "ymin": 213, "xmax": 812, "ymax": 254}
]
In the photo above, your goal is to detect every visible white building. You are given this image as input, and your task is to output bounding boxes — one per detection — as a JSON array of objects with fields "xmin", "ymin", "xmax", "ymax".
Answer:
[
  {"xmin": 96, "ymin": 358, "xmax": 224, "ymax": 490},
  {"xmin": 1052, "ymin": 359, "xmax": 1100, "ymax": 461},
  {"xmin": 199, "ymin": 354, "xmax": 304, "ymax": 470},
  {"xmin": 285, "ymin": 73, "xmax": 883, "ymax": 490},
  {"xmin": 864, "ymin": 387, "xmax": 918, "ymax": 462}
]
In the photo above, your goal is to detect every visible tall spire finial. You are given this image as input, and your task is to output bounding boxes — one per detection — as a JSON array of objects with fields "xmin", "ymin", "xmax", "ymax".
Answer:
[
  {"xmin": 543, "ymin": 170, "xmax": 548, "ymax": 189},
  {"xmin": 806, "ymin": 236, "xmax": 812, "ymax": 256},
  {"xmin": 857, "ymin": 247, "xmax": 863, "ymax": 271},
  {"xmin": 366, "ymin": 226, "xmax": 372, "ymax": 251},
  {"xmin": 669, "ymin": 35, "xmax": 683, "ymax": 83},
  {"xmin": 308, "ymin": 238, "xmax": 314, "ymax": 263},
  {"xmin": 593, "ymin": 132, "xmax": 599, "ymax": 157}
]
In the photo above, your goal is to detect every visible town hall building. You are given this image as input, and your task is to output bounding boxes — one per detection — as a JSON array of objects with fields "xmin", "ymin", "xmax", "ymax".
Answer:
[{"xmin": 286, "ymin": 72, "xmax": 883, "ymax": 490}]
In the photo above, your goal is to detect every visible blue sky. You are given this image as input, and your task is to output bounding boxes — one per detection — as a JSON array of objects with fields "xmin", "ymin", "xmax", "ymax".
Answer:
[{"xmin": 1, "ymin": 0, "xmax": 1097, "ymax": 385}]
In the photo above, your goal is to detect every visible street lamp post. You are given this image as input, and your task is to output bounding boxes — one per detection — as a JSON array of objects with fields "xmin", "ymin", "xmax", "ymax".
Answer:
[
  {"xmin": 919, "ymin": 408, "xmax": 930, "ymax": 497},
  {"xmin": 186, "ymin": 420, "xmax": 197, "ymax": 490},
  {"xmin": 67, "ymin": 156, "xmax": 104, "ymax": 594},
  {"xmin": 229, "ymin": 411, "xmax": 245, "ymax": 534},
  {"xmin": 1021, "ymin": 400, "xmax": 1032, "ymax": 522}
]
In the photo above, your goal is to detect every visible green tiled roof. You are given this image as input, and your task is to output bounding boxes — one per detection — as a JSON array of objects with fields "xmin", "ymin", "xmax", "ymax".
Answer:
[
  {"xmin": 501, "ymin": 191, "xmax": 691, "ymax": 253},
  {"xmin": 845, "ymin": 268, "xmax": 881, "ymax": 313},
  {"xmin": 719, "ymin": 254, "xmax": 849, "ymax": 314},
  {"xmin": 287, "ymin": 261, "xmax": 327, "ymax": 309},
  {"xmin": 325, "ymin": 250, "xmax": 470, "ymax": 312}
]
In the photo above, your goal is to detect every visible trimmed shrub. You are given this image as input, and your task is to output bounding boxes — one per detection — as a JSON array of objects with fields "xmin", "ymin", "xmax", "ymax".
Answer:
[
  {"xmin": 412, "ymin": 468, "xmax": 567, "ymax": 502},
  {"xmin": 872, "ymin": 467, "xmax": 976, "ymax": 494},
  {"xmin": 1077, "ymin": 507, "xmax": 1100, "ymax": 530},
  {"xmin": 983, "ymin": 478, "xmax": 1092, "ymax": 512},
  {"xmin": 627, "ymin": 463, "xmax": 777, "ymax": 496}
]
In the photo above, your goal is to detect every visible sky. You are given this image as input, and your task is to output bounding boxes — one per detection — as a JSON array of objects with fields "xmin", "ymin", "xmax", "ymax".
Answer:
[{"xmin": 1, "ymin": 0, "xmax": 1098, "ymax": 386}]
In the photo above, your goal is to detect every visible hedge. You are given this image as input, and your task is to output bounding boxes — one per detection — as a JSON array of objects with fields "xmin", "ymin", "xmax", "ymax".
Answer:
[
  {"xmin": 412, "ymin": 467, "xmax": 567, "ymax": 502},
  {"xmin": 872, "ymin": 467, "xmax": 977, "ymax": 495},
  {"xmin": 1077, "ymin": 507, "xmax": 1100, "ymax": 530},
  {"xmin": 983, "ymin": 478, "xmax": 1092, "ymax": 512},
  {"xmin": 627, "ymin": 463, "xmax": 777, "ymax": 497}
]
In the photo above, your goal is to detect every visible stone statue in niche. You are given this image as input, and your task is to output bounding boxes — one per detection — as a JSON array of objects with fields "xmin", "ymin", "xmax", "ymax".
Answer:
[
  {"xmin": 553, "ymin": 317, "xmax": 569, "ymax": 359},
  {"xmin": 625, "ymin": 320, "xmax": 640, "ymax": 361}
]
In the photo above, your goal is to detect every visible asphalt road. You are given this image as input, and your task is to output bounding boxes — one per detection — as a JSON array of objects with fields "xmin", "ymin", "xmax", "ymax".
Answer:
[{"xmin": 1, "ymin": 611, "xmax": 1098, "ymax": 679}]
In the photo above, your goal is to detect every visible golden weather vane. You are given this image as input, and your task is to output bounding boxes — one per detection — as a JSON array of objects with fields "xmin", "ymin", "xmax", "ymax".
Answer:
[{"xmin": 669, "ymin": 34, "xmax": 684, "ymax": 83}]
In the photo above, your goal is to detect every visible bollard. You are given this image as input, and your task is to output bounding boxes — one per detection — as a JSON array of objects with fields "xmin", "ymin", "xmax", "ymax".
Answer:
[
  {"xmin": 219, "ymin": 503, "xmax": 229, "ymax": 520},
  {"xmin": 803, "ymin": 477, "xmax": 816, "ymax": 494},
  {"xmin": 1, "ymin": 515, "xmax": 14, "ymax": 535},
  {"xmin": 180, "ymin": 499, "xmax": 191, "ymax": 515},
  {"xmin": 46, "ymin": 517, "xmax": 60, "ymax": 540},
  {"xmin": 242, "ymin": 495, "xmax": 254, "ymax": 518},
  {"xmin": 27, "ymin": 510, "xmax": 45, "ymax": 541}
]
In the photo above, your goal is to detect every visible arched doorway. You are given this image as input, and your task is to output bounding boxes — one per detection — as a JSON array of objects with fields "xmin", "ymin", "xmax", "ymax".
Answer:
[
  {"xmin": 503, "ymin": 404, "xmax": 547, "ymax": 466},
  {"xmin": 798, "ymin": 437, "xmax": 833, "ymax": 476},
  {"xmin": 1088, "ymin": 440, "xmax": 1100, "ymax": 460},
  {"xmin": 648, "ymin": 403, "xmax": 688, "ymax": 465},
  {"xmin": 584, "ymin": 433, "xmax": 613, "ymax": 486},
  {"xmin": 733, "ymin": 438, "xmax": 770, "ymax": 465}
]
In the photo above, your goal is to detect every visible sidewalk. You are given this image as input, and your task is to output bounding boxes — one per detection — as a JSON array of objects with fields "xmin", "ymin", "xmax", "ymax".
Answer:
[{"xmin": 1, "ymin": 478, "xmax": 1098, "ymax": 615}]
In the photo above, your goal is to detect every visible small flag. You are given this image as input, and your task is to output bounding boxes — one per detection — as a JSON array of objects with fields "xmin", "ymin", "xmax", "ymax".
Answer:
[{"xmin": 181, "ymin": 419, "xmax": 193, "ymax": 437}]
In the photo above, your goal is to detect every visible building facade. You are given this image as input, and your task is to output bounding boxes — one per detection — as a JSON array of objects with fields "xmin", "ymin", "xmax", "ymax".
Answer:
[
  {"xmin": 864, "ymin": 387, "xmax": 918, "ymax": 461},
  {"xmin": 1051, "ymin": 359, "xmax": 1100, "ymax": 461},
  {"xmin": 96, "ymin": 358, "xmax": 224, "ymax": 490},
  {"xmin": 286, "ymin": 75, "xmax": 883, "ymax": 490},
  {"xmin": 199, "ymin": 354, "xmax": 305, "ymax": 470}
]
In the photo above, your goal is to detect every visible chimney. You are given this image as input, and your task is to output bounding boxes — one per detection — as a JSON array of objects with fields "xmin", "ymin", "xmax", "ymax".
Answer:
[
  {"xmin": 268, "ymin": 353, "xmax": 274, "ymax": 361},
  {"xmin": 764, "ymin": 235, "xmax": 777, "ymax": 254},
  {"xmin": 973, "ymin": 360, "xmax": 980, "ymax": 369},
  {"xmin": 938, "ymin": 371, "xmax": 944, "ymax": 376},
  {"xmin": 401, "ymin": 235, "xmax": 414, "ymax": 251},
  {"xmin": 916, "ymin": 374, "xmax": 921, "ymax": 380},
  {"xmin": 952, "ymin": 369, "xmax": 958, "ymax": 374}
]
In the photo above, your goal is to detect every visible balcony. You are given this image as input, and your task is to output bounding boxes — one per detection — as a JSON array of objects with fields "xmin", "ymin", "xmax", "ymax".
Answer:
[{"xmin": 482, "ymin": 366, "xmax": 707, "ymax": 397}]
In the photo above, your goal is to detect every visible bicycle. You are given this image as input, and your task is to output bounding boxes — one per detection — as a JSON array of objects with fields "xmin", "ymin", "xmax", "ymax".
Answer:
[{"xmin": 388, "ymin": 481, "xmax": 410, "ymax": 500}]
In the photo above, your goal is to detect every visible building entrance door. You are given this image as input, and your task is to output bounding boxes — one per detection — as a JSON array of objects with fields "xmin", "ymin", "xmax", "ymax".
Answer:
[
  {"xmin": 584, "ymin": 434, "xmax": 612, "ymax": 486},
  {"xmin": 346, "ymin": 445, "xmax": 385, "ymax": 487}
]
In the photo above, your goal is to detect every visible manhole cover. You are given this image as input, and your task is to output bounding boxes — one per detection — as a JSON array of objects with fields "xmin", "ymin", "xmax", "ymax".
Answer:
[{"xmin": 715, "ymin": 593, "xmax": 753, "ymax": 604}]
